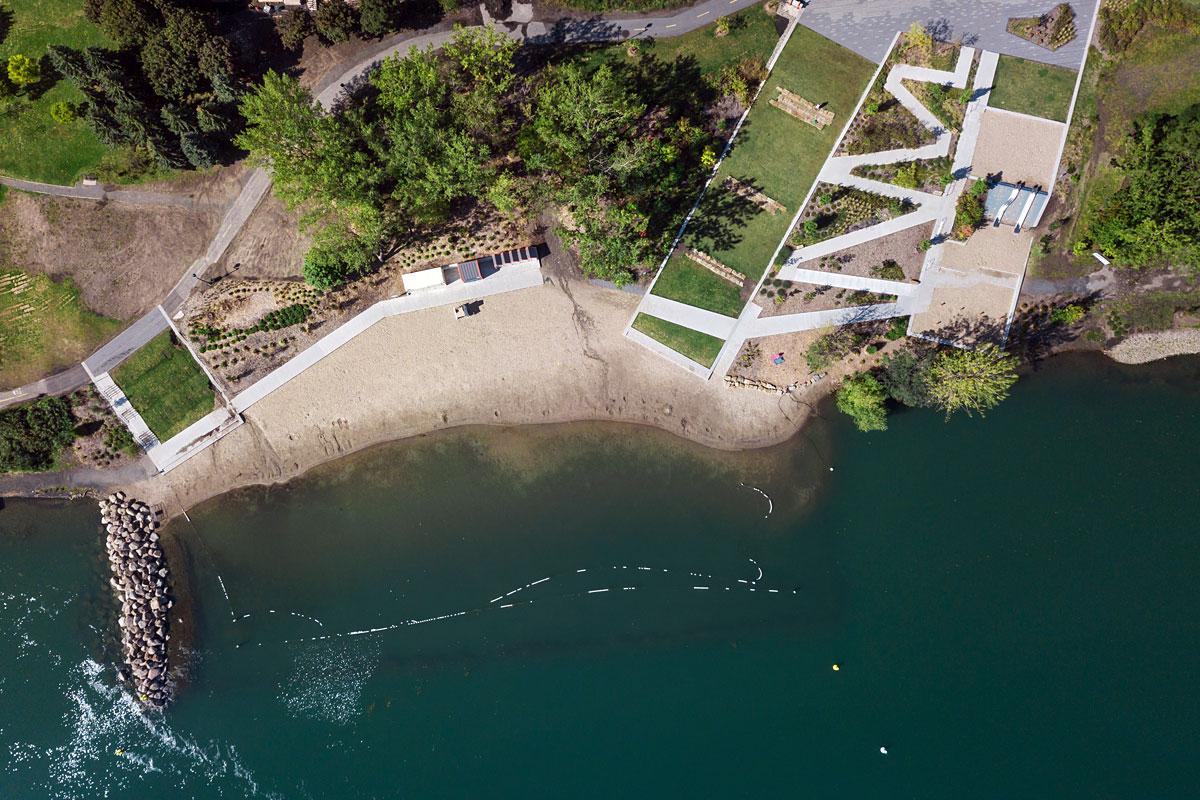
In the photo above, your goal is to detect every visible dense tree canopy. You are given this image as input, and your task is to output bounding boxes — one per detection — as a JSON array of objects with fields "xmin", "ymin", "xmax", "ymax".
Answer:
[
  {"xmin": 237, "ymin": 25, "xmax": 722, "ymax": 289},
  {"xmin": 56, "ymin": 0, "xmax": 243, "ymax": 170},
  {"xmin": 0, "ymin": 398, "xmax": 76, "ymax": 472},
  {"xmin": 1082, "ymin": 104, "xmax": 1200, "ymax": 271}
]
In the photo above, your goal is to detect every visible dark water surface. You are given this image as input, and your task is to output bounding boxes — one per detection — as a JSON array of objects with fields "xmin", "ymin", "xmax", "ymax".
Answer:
[{"xmin": 2, "ymin": 353, "xmax": 1198, "ymax": 798}]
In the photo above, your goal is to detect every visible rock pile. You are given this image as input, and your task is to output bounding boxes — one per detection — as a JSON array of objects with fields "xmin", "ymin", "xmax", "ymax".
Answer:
[{"xmin": 100, "ymin": 492, "xmax": 173, "ymax": 708}]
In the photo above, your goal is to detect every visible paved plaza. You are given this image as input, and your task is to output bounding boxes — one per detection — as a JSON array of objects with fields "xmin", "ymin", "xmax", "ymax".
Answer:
[{"xmin": 801, "ymin": 0, "xmax": 1091, "ymax": 68}]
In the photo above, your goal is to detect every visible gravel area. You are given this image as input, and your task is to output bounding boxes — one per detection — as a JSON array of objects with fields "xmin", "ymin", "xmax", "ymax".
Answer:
[{"xmin": 1105, "ymin": 329, "xmax": 1200, "ymax": 364}]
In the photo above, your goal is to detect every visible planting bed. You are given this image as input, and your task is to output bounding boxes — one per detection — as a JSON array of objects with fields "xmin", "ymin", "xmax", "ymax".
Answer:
[{"xmin": 789, "ymin": 183, "xmax": 913, "ymax": 247}]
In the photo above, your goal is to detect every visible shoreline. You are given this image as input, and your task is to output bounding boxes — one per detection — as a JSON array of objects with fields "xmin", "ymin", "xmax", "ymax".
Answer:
[{"xmin": 122, "ymin": 273, "xmax": 825, "ymax": 520}]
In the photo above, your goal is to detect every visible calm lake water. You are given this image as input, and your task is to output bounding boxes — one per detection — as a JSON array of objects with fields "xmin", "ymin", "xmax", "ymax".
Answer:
[{"xmin": 2, "ymin": 353, "xmax": 1198, "ymax": 798}]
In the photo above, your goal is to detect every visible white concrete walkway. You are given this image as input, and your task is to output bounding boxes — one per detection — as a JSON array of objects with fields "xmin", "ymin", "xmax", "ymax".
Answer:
[{"xmin": 777, "ymin": 204, "xmax": 940, "ymax": 273}]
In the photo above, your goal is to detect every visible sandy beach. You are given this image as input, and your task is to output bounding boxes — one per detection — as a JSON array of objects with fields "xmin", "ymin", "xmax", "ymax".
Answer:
[{"xmin": 127, "ymin": 267, "xmax": 821, "ymax": 515}]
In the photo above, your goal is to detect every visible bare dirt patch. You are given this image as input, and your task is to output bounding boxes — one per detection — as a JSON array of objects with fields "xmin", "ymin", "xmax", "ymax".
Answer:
[
  {"xmin": 0, "ymin": 169, "xmax": 246, "ymax": 321},
  {"xmin": 213, "ymin": 192, "xmax": 310, "ymax": 281}
]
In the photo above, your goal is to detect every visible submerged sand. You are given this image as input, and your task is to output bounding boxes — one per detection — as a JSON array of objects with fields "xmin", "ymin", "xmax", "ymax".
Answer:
[{"xmin": 128, "ymin": 272, "xmax": 819, "ymax": 515}]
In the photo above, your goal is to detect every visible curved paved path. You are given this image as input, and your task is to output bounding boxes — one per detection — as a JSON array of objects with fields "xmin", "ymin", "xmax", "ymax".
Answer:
[
  {"xmin": 1, "ymin": 0, "xmax": 762, "ymax": 410},
  {"xmin": 0, "ymin": 176, "xmax": 197, "ymax": 208}
]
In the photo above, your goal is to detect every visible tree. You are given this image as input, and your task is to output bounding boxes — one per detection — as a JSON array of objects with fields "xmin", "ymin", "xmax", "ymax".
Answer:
[
  {"xmin": 277, "ymin": 8, "xmax": 316, "ymax": 50},
  {"xmin": 0, "ymin": 397, "xmax": 76, "ymax": 472},
  {"xmin": 50, "ymin": 100, "xmax": 76, "ymax": 124},
  {"xmin": 559, "ymin": 182, "xmax": 652, "ymax": 286},
  {"xmin": 521, "ymin": 63, "xmax": 647, "ymax": 186},
  {"xmin": 237, "ymin": 71, "xmax": 377, "ymax": 216},
  {"xmin": 1085, "ymin": 105, "xmax": 1200, "ymax": 270},
  {"xmin": 486, "ymin": 170, "xmax": 527, "ymax": 217},
  {"xmin": 303, "ymin": 222, "xmax": 378, "ymax": 289},
  {"xmin": 6, "ymin": 54, "xmax": 40, "ymax": 88},
  {"xmin": 314, "ymin": 0, "xmax": 359, "ymax": 44},
  {"xmin": 86, "ymin": 0, "xmax": 160, "ymax": 48},
  {"xmin": 878, "ymin": 348, "xmax": 933, "ymax": 407},
  {"xmin": 443, "ymin": 25, "xmax": 518, "ymax": 137},
  {"xmin": 836, "ymin": 372, "xmax": 889, "ymax": 432},
  {"xmin": 371, "ymin": 43, "xmax": 491, "ymax": 221},
  {"xmin": 358, "ymin": 0, "xmax": 402, "ymax": 37},
  {"xmin": 926, "ymin": 344, "xmax": 1018, "ymax": 417}
]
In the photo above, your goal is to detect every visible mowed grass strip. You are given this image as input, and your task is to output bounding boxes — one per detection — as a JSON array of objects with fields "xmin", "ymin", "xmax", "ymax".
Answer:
[
  {"xmin": 0, "ymin": 0, "xmax": 112, "ymax": 183},
  {"xmin": 989, "ymin": 55, "xmax": 1077, "ymax": 122},
  {"xmin": 0, "ymin": 267, "xmax": 121, "ymax": 388},
  {"xmin": 632, "ymin": 313, "xmax": 724, "ymax": 367},
  {"xmin": 677, "ymin": 25, "xmax": 875, "ymax": 283},
  {"xmin": 112, "ymin": 331, "xmax": 215, "ymax": 441},
  {"xmin": 651, "ymin": 250, "xmax": 745, "ymax": 317}
]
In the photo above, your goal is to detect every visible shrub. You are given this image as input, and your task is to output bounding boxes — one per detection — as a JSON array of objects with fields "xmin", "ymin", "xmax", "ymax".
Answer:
[
  {"xmin": 1050, "ymin": 303, "xmax": 1086, "ymax": 325},
  {"xmin": 884, "ymin": 315, "xmax": 909, "ymax": 340},
  {"xmin": 0, "ymin": 398, "xmax": 76, "ymax": 472},
  {"xmin": 918, "ymin": 238, "xmax": 933, "ymax": 252},
  {"xmin": 104, "ymin": 423, "xmax": 139, "ymax": 457},
  {"xmin": 6, "ymin": 54, "xmax": 40, "ymax": 88},
  {"xmin": 49, "ymin": 101, "xmax": 77, "ymax": 124},
  {"xmin": 870, "ymin": 259, "xmax": 905, "ymax": 281}
]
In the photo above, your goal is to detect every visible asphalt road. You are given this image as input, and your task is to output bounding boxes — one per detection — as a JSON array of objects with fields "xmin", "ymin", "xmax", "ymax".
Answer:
[{"xmin": 800, "ymin": 0, "xmax": 1093, "ymax": 69}]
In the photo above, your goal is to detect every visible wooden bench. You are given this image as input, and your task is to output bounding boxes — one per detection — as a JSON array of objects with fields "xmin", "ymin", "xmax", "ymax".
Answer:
[
  {"xmin": 770, "ymin": 88, "xmax": 834, "ymax": 129},
  {"xmin": 723, "ymin": 177, "xmax": 786, "ymax": 216},
  {"xmin": 685, "ymin": 249, "xmax": 745, "ymax": 287}
]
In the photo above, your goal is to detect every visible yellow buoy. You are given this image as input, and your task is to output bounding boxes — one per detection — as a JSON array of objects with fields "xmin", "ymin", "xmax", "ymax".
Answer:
[
  {"xmin": 832, "ymin": 663, "xmax": 840, "ymax": 671},
  {"xmin": 114, "ymin": 748, "xmax": 125, "ymax": 756}
]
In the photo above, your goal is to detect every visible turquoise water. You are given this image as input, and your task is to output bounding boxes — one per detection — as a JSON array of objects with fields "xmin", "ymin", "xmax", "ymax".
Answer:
[{"xmin": 1, "ymin": 353, "xmax": 1198, "ymax": 798}]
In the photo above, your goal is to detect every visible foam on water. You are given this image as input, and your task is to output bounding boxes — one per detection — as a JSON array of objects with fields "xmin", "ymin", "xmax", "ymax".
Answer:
[{"xmin": 281, "ymin": 637, "xmax": 381, "ymax": 726}]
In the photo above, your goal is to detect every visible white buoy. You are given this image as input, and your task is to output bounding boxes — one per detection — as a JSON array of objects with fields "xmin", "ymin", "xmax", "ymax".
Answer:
[{"xmin": 879, "ymin": 746, "xmax": 888, "ymax": 755}]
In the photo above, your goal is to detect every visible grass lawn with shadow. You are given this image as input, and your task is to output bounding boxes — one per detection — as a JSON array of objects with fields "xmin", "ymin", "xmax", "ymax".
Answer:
[
  {"xmin": 988, "ymin": 55, "xmax": 1077, "ymax": 123},
  {"xmin": 671, "ymin": 24, "xmax": 875, "ymax": 288},
  {"xmin": 650, "ymin": 250, "xmax": 745, "ymax": 317},
  {"xmin": 632, "ymin": 312, "xmax": 724, "ymax": 367},
  {"xmin": 112, "ymin": 331, "xmax": 216, "ymax": 441},
  {"xmin": 0, "ymin": 0, "xmax": 112, "ymax": 183}
]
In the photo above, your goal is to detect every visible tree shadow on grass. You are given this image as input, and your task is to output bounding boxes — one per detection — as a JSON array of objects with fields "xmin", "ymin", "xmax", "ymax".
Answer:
[{"xmin": 683, "ymin": 177, "xmax": 764, "ymax": 255}]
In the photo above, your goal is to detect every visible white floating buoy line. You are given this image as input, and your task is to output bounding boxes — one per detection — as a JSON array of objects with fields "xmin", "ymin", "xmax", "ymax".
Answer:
[{"xmin": 241, "ymin": 558, "xmax": 802, "ymax": 646}]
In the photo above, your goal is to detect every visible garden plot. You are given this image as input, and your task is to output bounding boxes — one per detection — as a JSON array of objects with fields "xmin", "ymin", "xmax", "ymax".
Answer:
[
  {"xmin": 789, "ymin": 183, "xmax": 915, "ymax": 247},
  {"xmin": 799, "ymin": 223, "xmax": 930, "ymax": 281},
  {"xmin": 838, "ymin": 31, "xmax": 963, "ymax": 157},
  {"xmin": 850, "ymin": 156, "xmax": 952, "ymax": 195},
  {"xmin": 756, "ymin": 278, "xmax": 899, "ymax": 315}
]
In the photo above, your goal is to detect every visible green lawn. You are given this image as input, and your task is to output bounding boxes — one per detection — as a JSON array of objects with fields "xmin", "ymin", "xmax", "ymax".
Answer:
[
  {"xmin": 631, "ymin": 313, "xmax": 724, "ymax": 367},
  {"xmin": 0, "ymin": 267, "xmax": 121, "ymax": 389},
  {"xmin": 112, "ymin": 331, "xmax": 215, "ymax": 441},
  {"xmin": 676, "ymin": 24, "xmax": 875, "ymax": 281},
  {"xmin": 0, "ymin": 0, "xmax": 112, "ymax": 183},
  {"xmin": 570, "ymin": 8, "xmax": 780, "ymax": 81},
  {"xmin": 988, "ymin": 55, "xmax": 1077, "ymax": 122},
  {"xmin": 650, "ymin": 251, "xmax": 745, "ymax": 317}
]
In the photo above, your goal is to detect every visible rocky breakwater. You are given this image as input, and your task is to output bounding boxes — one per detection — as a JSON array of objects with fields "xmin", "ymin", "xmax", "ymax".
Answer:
[{"xmin": 100, "ymin": 492, "xmax": 173, "ymax": 708}]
